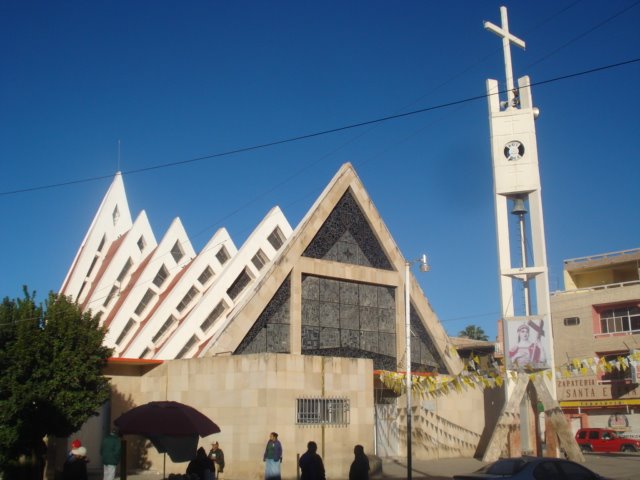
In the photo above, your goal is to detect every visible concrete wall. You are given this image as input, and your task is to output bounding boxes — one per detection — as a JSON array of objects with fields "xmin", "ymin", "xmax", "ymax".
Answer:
[
  {"xmin": 106, "ymin": 353, "xmax": 374, "ymax": 480},
  {"xmin": 551, "ymin": 284, "xmax": 640, "ymax": 360}
]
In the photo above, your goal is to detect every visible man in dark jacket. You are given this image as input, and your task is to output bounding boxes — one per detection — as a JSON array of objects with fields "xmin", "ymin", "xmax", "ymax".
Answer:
[
  {"xmin": 208, "ymin": 442, "xmax": 225, "ymax": 479},
  {"xmin": 100, "ymin": 429, "xmax": 121, "ymax": 480},
  {"xmin": 349, "ymin": 444, "xmax": 370, "ymax": 480},
  {"xmin": 298, "ymin": 441, "xmax": 325, "ymax": 480}
]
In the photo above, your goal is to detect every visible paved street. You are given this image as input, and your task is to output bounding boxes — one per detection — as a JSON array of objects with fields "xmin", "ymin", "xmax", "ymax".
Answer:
[
  {"xmin": 104, "ymin": 452, "xmax": 640, "ymax": 480},
  {"xmin": 377, "ymin": 453, "xmax": 640, "ymax": 480}
]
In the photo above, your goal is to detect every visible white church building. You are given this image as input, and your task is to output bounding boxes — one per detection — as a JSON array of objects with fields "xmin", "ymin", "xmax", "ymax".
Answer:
[{"xmin": 54, "ymin": 162, "xmax": 492, "ymax": 479}]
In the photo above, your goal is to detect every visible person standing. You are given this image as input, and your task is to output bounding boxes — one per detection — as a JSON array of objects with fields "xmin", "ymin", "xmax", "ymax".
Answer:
[
  {"xmin": 187, "ymin": 447, "xmax": 214, "ymax": 480},
  {"xmin": 263, "ymin": 432, "xmax": 283, "ymax": 480},
  {"xmin": 208, "ymin": 441, "xmax": 225, "ymax": 479},
  {"xmin": 298, "ymin": 441, "xmax": 325, "ymax": 480},
  {"xmin": 349, "ymin": 445, "xmax": 370, "ymax": 480},
  {"xmin": 62, "ymin": 445, "xmax": 88, "ymax": 480},
  {"xmin": 100, "ymin": 428, "xmax": 121, "ymax": 480}
]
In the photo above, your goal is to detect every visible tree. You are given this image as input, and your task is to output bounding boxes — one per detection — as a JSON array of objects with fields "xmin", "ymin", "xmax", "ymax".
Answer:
[
  {"xmin": 458, "ymin": 324, "xmax": 489, "ymax": 341},
  {"xmin": 0, "ymin": 288, "xmax": 112, "ymax": 476}
]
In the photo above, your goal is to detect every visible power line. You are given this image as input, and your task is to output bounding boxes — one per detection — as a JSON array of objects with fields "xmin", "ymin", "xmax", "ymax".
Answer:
[{"xmin": 1, "ymin": 57, "xmax": 638, "ymax": 198}]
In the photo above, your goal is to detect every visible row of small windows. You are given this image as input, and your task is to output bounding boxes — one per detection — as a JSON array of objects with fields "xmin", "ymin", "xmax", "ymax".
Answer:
[
  {"xmin": 110, "ymin": 227, "xmax": 287, "ymax": 355},
  {"xmin": 563, "ymin": 305, "xmax": 640, "ymax": 334},
  {"xmin": 165, "ymin": 233, "xmax": 284, "ymax": 356}
]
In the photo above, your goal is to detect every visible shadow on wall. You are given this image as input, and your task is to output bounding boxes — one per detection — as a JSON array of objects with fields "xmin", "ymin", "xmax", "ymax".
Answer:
[
  {"xmin": 111, "ymin": 387, "xmax": 153, "ymax": 473},
  {"xmin": 474, "ymin": 385, "xmax": 506, "ymax": 458}
]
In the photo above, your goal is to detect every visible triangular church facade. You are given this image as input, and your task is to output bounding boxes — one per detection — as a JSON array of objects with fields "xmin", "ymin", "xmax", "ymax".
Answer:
[{"xmin": 58, "ymin": 163, "xmax": 487, "ymax": 479}]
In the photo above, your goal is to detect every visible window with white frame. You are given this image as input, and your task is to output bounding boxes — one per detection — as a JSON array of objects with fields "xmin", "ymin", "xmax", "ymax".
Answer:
[
  {"xmin": 564, "ymin": 317, "xmax": 580, "ymax": 326},
  {"xmin": 176, "ymin": 286, "xmax": 199, "ymax": 313},
  {"xmin": 198, "ymin": 266, "xmax": 214, "ymax": 286},
  {"xmin": 296, "ymin": 398, "xmax": 350, "ymax": 426},
  {"xmin": 201, "ymin": 301, "xmax": 226, "ymax": 332},
  {"xmin": 134, "ymin": 289, "xmax": 156, "ymax": 316},
  {"xmin": 103, "ymin": 286, "xmax": 119, "ymax": 307},
  {"xmin": 116, "ymin": 318, "xmax": 135, "ymax": 345},
  {"xmin": 599, "ymin": 305, "xmax": 640, "ymax": 334},
  {"xmin": 171, "ymin": 241, "xmax": 184, "ymax": 263},
  {"xmin": 117, "ymin": 258, "xmax": 133, "ymax": 283},
  {"xmin": 86, "ymin": 255, "xmax": 99, "ymax": 278},
  {"xmin": 267, "ymin": 227, "xmax": 285, "ymax": 251},
  {"xmin": 226, "ymin": 268, "xmax": 252, "ymax": 300},
  {"xmin": 152, "ymin": 315, "xmax": 176, "ymax": 343},
  {"xmin": 153, "ymin": 264, "xmax": 169, "ymax": 288},
  {"xmin": 251, "ymin": 249, "xmax": 269, "ymax": 271},
  {"xmin": 112, "ymin": 205, "xmax": 120, "ymax": 225},
  {"xmin": 216, "ymin": 246, "xmax": 230, "ymax": 266},
  {"xmin": 97, "ymin": 234, "xmax": 106, "ymax": 253},
  {"xmin": 177, "ymin": 334, "xmax": 198, "ymax": 359}
]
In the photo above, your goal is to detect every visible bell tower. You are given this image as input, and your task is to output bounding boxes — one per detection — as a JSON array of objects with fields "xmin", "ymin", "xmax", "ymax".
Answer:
[
  {"xmin": 482, "ymin": 6, "xmax": 568, "ymax": 460},
  {"xmin": 485, "ymin": 6, "xmax": 555, "ymax": 381}
]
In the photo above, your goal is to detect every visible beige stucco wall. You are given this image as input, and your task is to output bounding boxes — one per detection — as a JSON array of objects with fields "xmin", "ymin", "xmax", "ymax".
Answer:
[
  {"xmin": 107, "ymin": 353, "xmax": 374, "ymax": 479},
  {"xmin": 550, "ymin": 284, "xmax": 640, "ymax": 360},
  {"xmin": 387, "ymin": 388, "xmax": 485, "ymax": 460}
]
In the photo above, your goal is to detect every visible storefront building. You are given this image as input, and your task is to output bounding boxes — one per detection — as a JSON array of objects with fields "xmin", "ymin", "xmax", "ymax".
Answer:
[{"xmin": 550, "ymin": 248, "xmax": 640, "ymax": 436}]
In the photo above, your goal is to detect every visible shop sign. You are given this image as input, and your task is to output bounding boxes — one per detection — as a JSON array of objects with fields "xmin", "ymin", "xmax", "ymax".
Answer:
[{"xmin": 556, "ymin": 377, "xmax": 640, "ymax": 401}]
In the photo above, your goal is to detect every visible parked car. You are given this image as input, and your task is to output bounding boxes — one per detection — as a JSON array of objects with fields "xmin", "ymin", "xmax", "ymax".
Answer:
[
  {"xmin": 453, "ymin": 456, "xmax": 610, "ymax": 480},
  {"xmin": 575, "ymin": 427, "xmax": 640, "ymax": 452}
]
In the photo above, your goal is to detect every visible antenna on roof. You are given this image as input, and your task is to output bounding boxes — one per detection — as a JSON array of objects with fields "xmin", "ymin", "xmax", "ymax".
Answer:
[{"xmin": 117, "ymin": 139, "xmax": 121, "ymax": 173}]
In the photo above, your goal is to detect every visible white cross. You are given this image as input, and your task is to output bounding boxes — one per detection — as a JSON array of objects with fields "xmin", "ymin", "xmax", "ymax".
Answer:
[{"xmin": 484, "ymin": 6, "xmax": 526, "ymax": 108}]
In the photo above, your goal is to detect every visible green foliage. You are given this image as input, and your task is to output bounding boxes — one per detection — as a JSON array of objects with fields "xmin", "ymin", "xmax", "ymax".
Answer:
[
  {"xmin": 0, "ymin": 288, "xmax": 112, "ymax": 472},
  {"xmin": 458, "ymin": 324, "xmax": 489, "ymax": 341}
]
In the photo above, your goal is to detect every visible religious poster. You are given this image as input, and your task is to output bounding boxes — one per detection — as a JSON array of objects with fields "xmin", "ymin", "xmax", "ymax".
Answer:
[{"xmin": 504, "ymin": 317, "xmax": 551, "ymax": 370}]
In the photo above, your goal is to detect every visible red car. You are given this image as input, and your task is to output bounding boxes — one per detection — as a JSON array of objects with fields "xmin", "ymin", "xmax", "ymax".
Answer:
[{"xmin": 575, "ymin": 428, "xmax": 640, "ymax": 453}]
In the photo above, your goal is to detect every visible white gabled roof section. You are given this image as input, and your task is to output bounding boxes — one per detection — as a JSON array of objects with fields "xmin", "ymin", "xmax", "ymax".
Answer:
[
  {"xmin": 104, "ymin": 217, "xmax": 195, "ymax": 353},
  {"xmin": 82, "ymin": 210, "xmax": 156, "ymax": 321},
  {"xmin": 60, "ymin": 172, "xmax": 133, "ymax": 300},
  {"xmin": 156, "ymin": 206, "xmax": 292, "ymax": 360},
  {"xmin": 122, "ymin": 227, "xmax": 236, "ymax": 358}
]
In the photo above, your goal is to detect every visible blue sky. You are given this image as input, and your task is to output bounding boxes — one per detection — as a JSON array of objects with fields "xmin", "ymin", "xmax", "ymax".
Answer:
[{"xmin": 1, "ymin": 1, "xmax": 639, "ymax": 340}]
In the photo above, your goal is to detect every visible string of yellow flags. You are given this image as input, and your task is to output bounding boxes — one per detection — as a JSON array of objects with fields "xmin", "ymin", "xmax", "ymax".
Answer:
[{"xmin": 377, "ymin": 348, "xmax": 640, "ymax": 398}]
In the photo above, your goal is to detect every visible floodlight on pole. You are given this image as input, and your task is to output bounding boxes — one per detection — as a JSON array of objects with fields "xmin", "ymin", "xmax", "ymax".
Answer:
[{"xmin": 405, "ymin": 254, "xmax": 429, "ymax": 480}]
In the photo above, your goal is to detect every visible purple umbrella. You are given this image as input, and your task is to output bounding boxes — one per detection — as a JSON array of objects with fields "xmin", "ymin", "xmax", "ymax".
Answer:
[{"xmin": 114, "ymin": 401, "xmax": 220, "ymax": 463}]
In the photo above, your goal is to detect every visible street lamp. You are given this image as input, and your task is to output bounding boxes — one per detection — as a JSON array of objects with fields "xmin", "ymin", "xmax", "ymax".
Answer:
[{"xmin": 405, "ymin": 254, "xmax": 429, "ymax": 480}]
